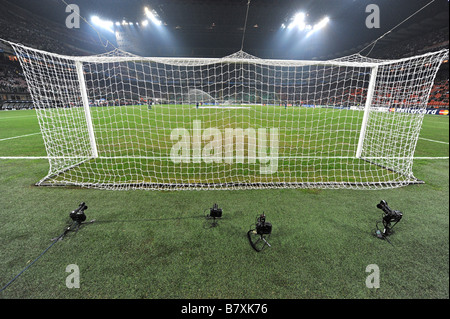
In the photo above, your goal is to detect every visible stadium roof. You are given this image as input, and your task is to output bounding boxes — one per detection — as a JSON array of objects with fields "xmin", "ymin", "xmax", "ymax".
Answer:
[{"xmin": 3, "ymin": 0, "xmax": 449, "ymax": 59}]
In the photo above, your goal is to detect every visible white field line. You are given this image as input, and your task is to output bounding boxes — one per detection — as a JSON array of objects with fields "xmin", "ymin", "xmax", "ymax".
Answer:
[
  {"xmin": 418, "ymin": 137, "xmax": 449, "ymax": 145},
  {"xmin": 0, "ymin": 132, "xmax": 41, "ymax": 142}
]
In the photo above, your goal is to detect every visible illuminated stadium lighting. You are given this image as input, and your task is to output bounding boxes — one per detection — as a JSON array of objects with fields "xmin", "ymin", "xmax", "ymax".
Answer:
[
  {"xmin": 141, "ymin": 20, "xmax": 149, "ymax": 27},
  {"xmin": 91, "ymin": 15, "xmax": 114, "ymax": 33},
  {"xmin": 305, "ymin": 16, "xmax": 330, "ymax": 38},
  {"xmin": 144, "ymin": 6, "xmax": 162, "ymax": 26},
  {"xmin": 115, "ymin": 21, "xmax": 120, "ymax": 26},
  {"xmin": 313, "ymin": 16, "xmax": 329, "ymax": 31},
  {"xmin": 289, "ymin": 12, "xmax": 306, "ymax": 30},
  {"xmin": 286, "ymin": 12, "xmax": 313, "ymax": 31}
]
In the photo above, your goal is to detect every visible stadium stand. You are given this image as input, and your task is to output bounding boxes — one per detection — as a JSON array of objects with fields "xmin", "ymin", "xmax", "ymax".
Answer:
[
  {"xmin": 0, "ymin": 1, "xmax": 108, "ymax": 56},
  {"xmin": 369, "ymin": 27, "xmax": 449, "ymax": 60},
  {"xmin": 0, "ymin": 52, "xmax": 31, "ymax": 109},
  {"xmin": 428, "ymin": 79, "xmax": 449, "ymax": 108},
  {"xmin": 0, "ymin": 56, "xmax": 27, "ymax": 93},
  {"xmin": 0, "ymin": 1, "xmax": 448, "ymax": 111}
]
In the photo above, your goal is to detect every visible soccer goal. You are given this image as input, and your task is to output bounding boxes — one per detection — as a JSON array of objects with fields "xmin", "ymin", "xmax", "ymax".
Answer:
[{"xmin": 9, "ymin": 41, "xmax": 448, "ymax": 190}]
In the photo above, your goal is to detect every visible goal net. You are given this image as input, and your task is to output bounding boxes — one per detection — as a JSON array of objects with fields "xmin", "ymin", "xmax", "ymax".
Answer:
[{"xmin": 9, "ymin": 41, "xmax": 448, "ymax": 190}]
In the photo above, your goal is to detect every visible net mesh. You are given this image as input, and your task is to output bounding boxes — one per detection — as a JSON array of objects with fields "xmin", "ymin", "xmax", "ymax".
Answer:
[{"xmin": 10, "ymin": 42, "xmax": 448, "ymax": 190}]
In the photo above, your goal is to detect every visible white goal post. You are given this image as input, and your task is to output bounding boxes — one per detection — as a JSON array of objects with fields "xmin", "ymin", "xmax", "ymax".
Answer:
[{"xmin": 8, "ymin": 41, "xmax": 448, "ymax": 190}]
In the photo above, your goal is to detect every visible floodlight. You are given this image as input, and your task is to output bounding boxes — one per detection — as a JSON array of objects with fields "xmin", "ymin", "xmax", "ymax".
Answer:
[
  {"xmin": 91, "ymin": 16, "xmax": 114, "ymax": 33},
  {"xmin": 145, "ymin": 7, "xmax": 162, "ymax": 26},
  {"xmin": 91, "ymin": 15, "xmax": 100, "ymax": 25},
  {"xmin": 295, "ymin": 12, "xmax": 306, "ymax": 30},
  {"xmin": 288, "ymin": 12, "xmax": 306, "ymax": 30},
  {"xmin": 313, "ymin": 17, "xmax": 329, "ymax": 30},
  {"xmin": 141, "ymin": 20, "xmax": 149, "ymax": 27},
  {"xmin": 287, "ymin": 19, "xmax": 295, "ymax": 29}
]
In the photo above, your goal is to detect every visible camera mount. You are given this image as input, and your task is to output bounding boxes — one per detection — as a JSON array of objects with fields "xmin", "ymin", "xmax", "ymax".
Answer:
[
  {"xmin": 1, "ymin": 202, "xmax": 94, "ymax": 292},
  {"xmin": 52, "ymin": 202, "xmax": 93, "ymax": 241},
  {"xmin": 375, "ymin": 200, "xmax": 403, "ymax": 243},
  {"xmin": 247, "ymin": 213, "xmax": 272, "ymax": 252},
  {"xmin": 70, "ymin": 202, "xmax": 88, "ymax": 224},
  {"xmin": 205, "ymin": 203, "xmax": 222, "ymax": 227}
]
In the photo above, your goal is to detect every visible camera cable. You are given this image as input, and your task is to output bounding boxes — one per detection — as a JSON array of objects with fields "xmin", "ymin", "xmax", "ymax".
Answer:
[{"xmin": 0, "ymin": 219, "xmax": 93, "ymax": 293}]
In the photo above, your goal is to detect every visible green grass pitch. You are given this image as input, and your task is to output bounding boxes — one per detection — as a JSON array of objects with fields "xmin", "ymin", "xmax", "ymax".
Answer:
[
  {"xmin": 36, "ymin": 104, "xmax": 412, "ymax": 187},
  {"xmin": 0, "ymin": 108, "xmax": 448, "ymax": 299}
]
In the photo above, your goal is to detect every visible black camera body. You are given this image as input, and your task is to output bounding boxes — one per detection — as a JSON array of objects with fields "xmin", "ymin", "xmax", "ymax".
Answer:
[
  {"xmin": 375, "ymin": 200, "xmax": 403, "ymax": 240},
  {"xmin": 69, "ymin": 202, "xmax": 88, "ymax": 223},
  {"xmin": 248, "ymin": 213, "xmax": 272, "ymax": 252},
  {"xmin": 205, "ymin": 203, "xmax": 222, "ymax": 227},
  {"xmin": 377, "ymin": 200, "xmax": 402, "ymax": 224},
  {"xmin": 209, "ymin": 203, "xmax": 222, "ymax": 219},
  {"xmin": 256, "ymin": 214, "xmax": 272, "ymax": 235}
]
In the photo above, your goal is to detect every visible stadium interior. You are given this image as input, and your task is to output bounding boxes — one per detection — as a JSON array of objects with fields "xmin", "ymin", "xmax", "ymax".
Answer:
[
  {"xmin": 0, "ymin": 0, "xmax": 448, "ymax": 111},
  {"xmin": 0, "ymin": 0, "xmax": 448, "ymax": 302}
]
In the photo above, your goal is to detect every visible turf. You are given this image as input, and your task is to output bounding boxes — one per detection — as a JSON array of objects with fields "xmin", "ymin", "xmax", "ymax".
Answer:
[
  {"xmin": 0, "ymin": 109, "xmax": 448, "ymax": 299},
  {"xmin": 24, "ymin": 105, "xmax": 420, "ymax": 188}
]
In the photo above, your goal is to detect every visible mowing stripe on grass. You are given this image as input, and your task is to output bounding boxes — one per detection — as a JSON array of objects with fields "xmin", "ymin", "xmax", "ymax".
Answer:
[{"xmin": 0, "ymin": 115, "xmax": 37, "ymax": 120}]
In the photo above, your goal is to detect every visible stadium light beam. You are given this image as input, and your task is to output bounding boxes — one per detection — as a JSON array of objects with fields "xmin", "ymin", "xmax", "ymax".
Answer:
[
  {"xmin": 91, "ymin": 15, "xmax": 114, "ymax": 33},
  {"xmin": 306, "ymin": 16, "xmax": 330, "ymax": 38},
  {"xmin": 145, "ymin": 7, "xmax": 162, "ymax": 26},
  {"xmin": 288, "ymin": 12, "xmax": 306, "ymax": 29},
  {"xmin": 313, "ymin": 17, "xmax": 329, "ymax": 31}
]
